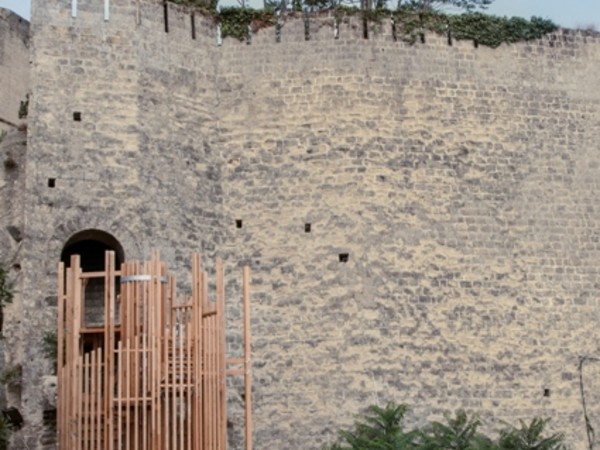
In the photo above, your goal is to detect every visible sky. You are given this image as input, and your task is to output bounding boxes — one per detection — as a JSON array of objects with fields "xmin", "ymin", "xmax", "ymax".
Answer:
[{"xmin": 1, "ymin": 0, "xmax": 599, "ymax": 29}]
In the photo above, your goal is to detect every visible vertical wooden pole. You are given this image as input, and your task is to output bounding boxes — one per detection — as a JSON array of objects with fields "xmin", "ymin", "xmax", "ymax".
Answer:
[
  {"xmin": 212, "ymin": 313, "xmax": 217, "ymax": 449},
  {"xmin": 66, "ymin": 265, "xmax": 74, "ymax": 449},
  {"xmin": 83, "ymin": 352, "xmax": 89, "ymax": 450},
  {"xmin": 105, "ymin": 251, "xmax": 116, "ymax": 450},
  {"xmin": 170, "ymin": 280, "xmax": 177, "ymax": 450},
  {"xmin": 202, "ymin": 277, "xmax": 208, "ymax": 450},
  {"xmin": 133, "ymin": 262, "xmax": 140, "ymax": 450},
  {"xmin": 207, "ymin": 313, "xmax": 213, "ymax": 449},
  {"xmin": 57, "ymin": 262, "xmax": 65, "ymax": 449},
  {"xmin": 141, "ymin": 262, "xmax": 148, "ymax": 450},
  {"xmin": 117, "ymin": 342, "xmax": 123, "ymax": 450},
  {"xmin": 150, "ymin": 254, "xmax": 157, "ymax": 450},
  {"xmin": 96, "ymin": 348, "xmax": 103, "ymax": 450},
  {"xmin": 217, "ymin": 259, "xmax": 226, "ymax": 450},
  {"xmin": 243, "ymin": 266, "xmax": 252, "ymax": 450},
  {"xmin": 124, "ymin": 263, "xmax": 132, "ymax": 450},
  {"xmin": 186, "ymin": 303, "xmax": 192, "ymax": 450},
  {"xmin": 178, "ymin": 304, "xmax": 184, "ymax": 450},
  {"xmin": 161, "ymin": 262, "xmax": 168, "ymax": 450},
  {"xmin": 71, "ymin": 255, "xmax": 83, "ymax": 450},
  {"xmin": 191, "ymin": 254, "xmax": 202, "ymax": 450}
]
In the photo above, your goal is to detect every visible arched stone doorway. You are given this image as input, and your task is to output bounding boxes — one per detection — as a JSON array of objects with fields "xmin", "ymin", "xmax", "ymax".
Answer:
[{"xmin": 60, "ymin": 229, "xmax": 124, "ymax": 328}]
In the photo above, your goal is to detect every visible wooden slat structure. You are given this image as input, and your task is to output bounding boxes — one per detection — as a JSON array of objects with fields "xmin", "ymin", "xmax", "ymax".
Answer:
[{"xmin": 57, "ymin": 251, "xmax": 252, "ymax": 450}]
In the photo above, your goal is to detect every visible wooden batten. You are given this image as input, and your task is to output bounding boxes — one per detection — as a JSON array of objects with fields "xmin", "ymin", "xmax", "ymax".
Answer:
[{"xmin": 57, "ymin": 251, "xmax": 252, "ymax": 450}]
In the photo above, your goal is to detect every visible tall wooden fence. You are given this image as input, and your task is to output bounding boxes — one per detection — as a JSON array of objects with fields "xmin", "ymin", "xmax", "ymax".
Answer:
[{"xmin": 57, "ymin": 252, "xmax": 252, "ymax": 450}]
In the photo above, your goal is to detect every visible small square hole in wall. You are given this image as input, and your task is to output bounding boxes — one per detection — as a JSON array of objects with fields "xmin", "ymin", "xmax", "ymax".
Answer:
[
  {"xmin": 339, "ymin": 253, "xmax": 349, "ymax": 263},
  {"xmin": 73, "ymin": 112, "xmax": 82, "ymax": 122},
  {"xmin": 543, "ymin": 388, "xmax": 551, "ymax": 397},
  {"xmin": 236, "ymin": 219, "xmax": 243, "ymax": 229},
  {"xmin": 48, "ymin": 178, "xmax": 56, "ymax": 188},
  {"xmin": 305, "ymin": 223, "xmax": 311, "ymax": 233}
]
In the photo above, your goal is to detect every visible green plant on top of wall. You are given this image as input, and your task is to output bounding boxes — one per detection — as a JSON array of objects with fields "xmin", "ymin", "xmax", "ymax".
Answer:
[
  {"xmin": 170, "ymin": 0, "xmax": 219, "ymax": 12},
  {"xmin": 371, "ymin": 7, "xmax": 558, "ymax": 46},
  {"xmin": 170, "ymin": 0, "xmax": 558, "ymax": 47},
  {"xmin": 217, "ymin": 7, "xmax": 277, "ymax": 41},
  {"xmin": 446, "ymin": 13, "xmax": 557, "ymax": 47}
]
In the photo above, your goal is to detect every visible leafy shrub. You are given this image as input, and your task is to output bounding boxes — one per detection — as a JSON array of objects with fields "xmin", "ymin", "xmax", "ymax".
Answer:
[
  {"xmin": 42, "ymin": 331, "xmax": 58, "ymax": 375},
  {"xmin": 218, "ymin": 7, "xmax": 276, "ymax": 40},
  {"xmin": 420, "ymin": 410, "xmax": 497, "ymax": 450},
  {"xmin": 498, "ymin": 418, "xmax": 566, "ymax": 450},
  {"xmin": 171, "ymin": 0, "xmax": 218, "ymax": 12},
  {"xmin": 324, "ymin": 403, "xmax": 569, "ymax": 450},
  {"xmin": 333, "ymin": 402, "xmax": 419, "ymax": 449},
  {"xmin": 448, "ymin": 13, "xmax": 557, "ymax": 47},
  {"xmin": 167, "ymin": 0, "xmax": 558, "ymax": 46},
  {"xmin": 0, "ymin": 415, "xmax": 11, "ymax": 450}
]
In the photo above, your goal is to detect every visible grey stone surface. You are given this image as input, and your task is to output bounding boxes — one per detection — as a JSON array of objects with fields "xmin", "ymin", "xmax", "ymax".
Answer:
[
  {"xmin": 3, "ymin": 0, "xmax": 600, "ymax": 448},
  {"xmin": 0, "ymin": 9, "xmax": 29, "ymax": 133}
]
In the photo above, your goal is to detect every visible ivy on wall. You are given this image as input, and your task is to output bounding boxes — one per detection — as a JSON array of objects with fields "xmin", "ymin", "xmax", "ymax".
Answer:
[
  {"xmin": 170, "ymin": 0, "xmax": 558, "ymax": 45},
  {"xmin": 218, "ymin": 7, "xmax": 277, "ymax": 40}
]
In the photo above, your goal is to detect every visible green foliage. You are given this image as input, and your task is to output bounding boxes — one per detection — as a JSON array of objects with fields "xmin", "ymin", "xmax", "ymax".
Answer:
[
  {"xmin": 325, "ymin": 402, "xmax": 419, "ymax": 449},
  {"xmin": 0, "ymin": 266, "xmax": 14, "ymax": 309},
  {"xmin": 0, "ymin": 264, "xmax": 14, "ymax": 337},
  {"xmin": 0, "ymin": 415, "xmax": 11, "ymax": 450},
  {"xmin": 0, "ymin": 365, "xmax": 21, "ymax": 389},
  {"xmin": 324, "ymin": 404, "xmax": 569, "ymax": 450},
  {"xmin": 205, "ymin": 1, "xmax": 557, "ymax": 47},
  {"xmin": 398, "ymin": 0, "xmax": 492, "ymax": 12},
  {"xmin": 391, "ymin": 7, "xmax": 557, "ymax": 46},
  {"xmin": 171, "ymin": 0, "xmax": 219, "ymax": 12},
  {"xmin": 42, "ymin": 331, "xmax": 59, "ymax": 375},
  {"xmin": 17, "ymin": 94, "xmax": 28, "ymax": 120},
  {"xmin": 498, "ymin": 418, "xmax": 566, "ymax": 450},
  {"xmin": 448, "ymin": 13, "xmax": 558, "ymax": 47},
  {"xmin": 420, "ymin": 410, "xmax": 497, "ymax": 450},
  {"xmin": 218, "ymin": 7, "xmax": 276, "ymax": 41}
]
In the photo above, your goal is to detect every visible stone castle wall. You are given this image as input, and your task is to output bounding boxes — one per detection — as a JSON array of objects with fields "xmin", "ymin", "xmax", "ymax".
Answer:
[
  {"xmin": 16, "ymin": 0, "xmax": 600, "ymax": 448},
  {"xmin": 0, "ymin": 9, "xmax": 29, "ymax": 133}
]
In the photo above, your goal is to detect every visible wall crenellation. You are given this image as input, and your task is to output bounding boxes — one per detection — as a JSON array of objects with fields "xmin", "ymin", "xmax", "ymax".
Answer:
[{"xmin": 41, "ymin": 0, "xmax": 600, "ymax": 51}]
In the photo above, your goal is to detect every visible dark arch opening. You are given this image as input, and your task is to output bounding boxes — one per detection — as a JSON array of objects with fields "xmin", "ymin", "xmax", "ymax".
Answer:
[
  {"xmin": 61, "ymin": 229, "xmax": 124, "ymax": 270},
  {"xmin": 61, "ymin": 230, "xmax": 124, "ymax": 330}
]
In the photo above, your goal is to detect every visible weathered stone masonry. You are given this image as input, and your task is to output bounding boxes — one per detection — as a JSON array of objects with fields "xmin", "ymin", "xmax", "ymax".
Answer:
[
  {"xmin": 0, "ymin": 9, "xmax": 29, "ymax": 133},
  {"xmin": 4, "ymin": 0, "xmax": 600, "ymax": 448}
]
